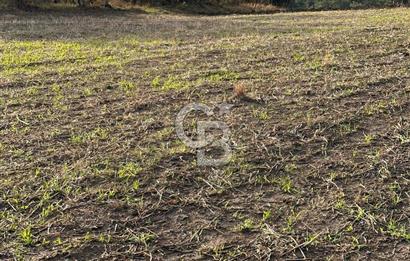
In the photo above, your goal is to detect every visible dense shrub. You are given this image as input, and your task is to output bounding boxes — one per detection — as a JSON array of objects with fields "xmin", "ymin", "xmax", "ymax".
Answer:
[{"xmin": 287, "ymin": 0, "xmax": 409, "ymax": 10}]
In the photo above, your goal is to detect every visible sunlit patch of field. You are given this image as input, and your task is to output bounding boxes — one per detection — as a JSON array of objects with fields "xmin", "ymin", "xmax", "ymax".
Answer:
[{"xmin": 0, "ymin": 8, "xmax": 409, "ymax": 259}]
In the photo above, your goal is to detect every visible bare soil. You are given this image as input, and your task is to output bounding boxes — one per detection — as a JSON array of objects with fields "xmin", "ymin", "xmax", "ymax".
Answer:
[{"xmin": 0, "ymin": 8, "xmax": 409, "ymax": 260}]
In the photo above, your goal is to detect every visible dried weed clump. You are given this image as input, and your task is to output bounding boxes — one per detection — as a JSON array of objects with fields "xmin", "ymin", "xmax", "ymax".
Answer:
[{"xmin": 233, "ymin": 83, "xmax": 247, "ymax": 98}]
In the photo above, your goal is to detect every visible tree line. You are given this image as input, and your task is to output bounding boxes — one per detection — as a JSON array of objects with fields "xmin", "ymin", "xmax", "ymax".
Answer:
[{"xmin": 3, "ymin": 0, "xmax": 410, "ymax": 9}]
